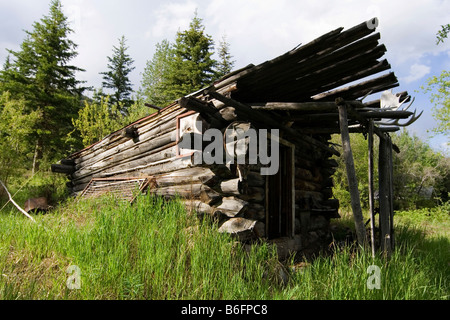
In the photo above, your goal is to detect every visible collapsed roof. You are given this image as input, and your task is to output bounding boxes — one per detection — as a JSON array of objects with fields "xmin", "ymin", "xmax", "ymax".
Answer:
[{"xmin": 66, "ymin": 17, "xmax": 420, "ymax": 160}]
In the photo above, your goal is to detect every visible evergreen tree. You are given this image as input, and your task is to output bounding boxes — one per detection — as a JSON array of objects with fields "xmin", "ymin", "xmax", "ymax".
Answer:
[
  {"xmin": 165, "ymin": 12, "xmax": 217, "ymax": 99},
  {"xmin": 215, "ymin": 35, "xmax": 235, "ymax": 79},
  {"xmin": 100, "ymin": 35, "xmax": 135, "ymax": 112},
  {"xmin": 0, "ymin": 0, "xmax": 85, "ymax": 173},
  {"xmin": 139, "ymin": 39, "xmax": 175, "ymax": 107}
]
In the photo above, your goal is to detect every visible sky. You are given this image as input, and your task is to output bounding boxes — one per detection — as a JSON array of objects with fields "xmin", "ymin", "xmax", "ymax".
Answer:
[{"xmin": 0, "ymin": 0, "xmax": 449, "ymax": 154}]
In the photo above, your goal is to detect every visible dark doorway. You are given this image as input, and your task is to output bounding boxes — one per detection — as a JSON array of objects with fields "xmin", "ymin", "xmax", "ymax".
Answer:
[{"xmin": 266, "ymin": 143, "xmax": 295, "ymax": 239}]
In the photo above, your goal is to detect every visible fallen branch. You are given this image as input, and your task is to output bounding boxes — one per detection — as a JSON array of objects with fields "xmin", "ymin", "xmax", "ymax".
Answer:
[{"xmin": 0, "ymin": 180, "xmax": 36, "ymax": 222}]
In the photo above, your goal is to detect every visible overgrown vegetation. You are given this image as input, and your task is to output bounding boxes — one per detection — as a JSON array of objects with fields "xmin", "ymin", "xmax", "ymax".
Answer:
[
  {"xmin": 331, "ymin": 130, "xmax": 450, "ymax": 211},
  {"xmin": 0, "ymin": 194, "xmax": 448, "ymax": 300}
]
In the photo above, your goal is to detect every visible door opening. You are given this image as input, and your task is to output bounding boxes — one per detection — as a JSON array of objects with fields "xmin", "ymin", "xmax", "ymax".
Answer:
[{"xmin": 266, "ymin": 143, "xmax": 295, "ymax": 239}]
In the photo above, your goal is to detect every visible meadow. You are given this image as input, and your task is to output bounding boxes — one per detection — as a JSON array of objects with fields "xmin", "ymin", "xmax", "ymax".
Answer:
[{"xmin": 0, "ymin": 193, "xmax": 448, "ymax": 300}]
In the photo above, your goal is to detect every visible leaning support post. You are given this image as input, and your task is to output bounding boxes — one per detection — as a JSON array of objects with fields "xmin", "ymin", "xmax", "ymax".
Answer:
[
  {"xmin": 336, "ymin": 98, "xmax": 367, "ymax": 246},
  {"xmin": 368, "ymin": 120, "xmax": 376, "ymax": 257},
  {"xmin": 378, "ymin": 133, "xmax": 393, "ymax": 257}
]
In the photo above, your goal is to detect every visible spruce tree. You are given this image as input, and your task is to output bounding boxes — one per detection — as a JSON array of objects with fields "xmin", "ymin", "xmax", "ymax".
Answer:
[
  {"xmin": 165, "ymin": 13, "xmax": 216, "ymax": 99},
  {"xmin": 100, "ymin": 35, "xmax": 135, "ymax": 112},
  {"xmin": 215, "ymin": 35, "xmax": 235, "ymax": 79},
  {"xmin": 0, "ymin": 0, "xmax": 85, "ymax": 173}
]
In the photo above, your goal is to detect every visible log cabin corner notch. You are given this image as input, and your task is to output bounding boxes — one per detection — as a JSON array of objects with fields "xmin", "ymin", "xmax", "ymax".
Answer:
[{"xmin": 53, "ymin": 18, "xmax": 420, "ymax": 256}]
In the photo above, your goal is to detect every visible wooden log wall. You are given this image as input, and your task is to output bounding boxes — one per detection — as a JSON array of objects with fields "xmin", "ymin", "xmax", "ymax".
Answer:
[{"xmin": 57, "ymin": 93, "xmax": 340, "ymax": 247}]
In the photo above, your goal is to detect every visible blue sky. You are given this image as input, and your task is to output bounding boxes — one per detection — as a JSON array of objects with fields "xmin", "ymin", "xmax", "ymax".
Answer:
[{"xmin": 1, "ymin": 0, "xmax": 449, "ymax": 154}]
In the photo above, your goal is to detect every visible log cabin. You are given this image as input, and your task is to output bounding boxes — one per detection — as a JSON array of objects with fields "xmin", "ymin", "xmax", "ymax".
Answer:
[{"xmin": 52, "ymin": 18, "xmax": 419, "ymax": 256}]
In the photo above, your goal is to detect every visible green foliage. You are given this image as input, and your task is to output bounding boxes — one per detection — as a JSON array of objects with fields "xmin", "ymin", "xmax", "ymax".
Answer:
[
  {"xmin": 140, "ymin": 12, "xmax": 234, "ymax": 108},
  {"xmin": 165, "ymin": 13, "xmax": 217, "ymax": 99},
  {"xmin": 0, "ymin": 195, "xmax": 279, "ymax": 299},
  {"xmin": 72, "ymin": 95, "xmax": 129, "ymax": 147},
  {"xmin": 331, "ymin": 130, "xmax": 449, "ymax": 211},
  {"xmin": 436, "ymin": 23, "xmax": 450, "ymax": 45},
  {"xmin": 100, "ymin": 36, "xmax": 135, "ymax": 112},
  {"xmin": 392, "ymin": 130, "xmax": 450, "ymax": 208},
  {"xmin": 331, "ymin": 133, "xmax": 374, "ymax": 210},
  {"xmin": 395, "ymin": 200, "xmax": 450, "ymax": 227},
  {"xmin": 0, "ymin": 92, "xmax": 40, "ymax": 184},
  {"xmin": 139, "ymin": 39, "xmax": 175, "ymax": 107},
  {"xmin": 0, "ymin": 0, "xmax": 85, "ymax": 171},
  {"xmin": 0, "ymin": 195, "xmax": 448, "ymax": 300},
  {"xmin": 215, "ymin": 35, "xmax": 235, "ymax": 79},
  {"xmin": 422, "ymin": 70, "xmax": 450, "ymax": 138}
]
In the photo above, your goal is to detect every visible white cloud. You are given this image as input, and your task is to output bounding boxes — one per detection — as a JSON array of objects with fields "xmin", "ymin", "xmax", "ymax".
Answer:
[
  {"xmin": 148, "ymin": 0, "xmax": 198, "ymax": 40},
  {"xmin": 401, "ymin": 63, "xmax": 431, "ymax": 83}
]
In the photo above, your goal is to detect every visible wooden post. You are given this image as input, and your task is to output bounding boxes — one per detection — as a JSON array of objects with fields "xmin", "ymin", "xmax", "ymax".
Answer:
[
  {"xmin": 378, "ymin": 133, "xmax": 392, "ymax": 257},
  {"xmin": 336, "ymin": 98, "xmax": 367, "ymax": 246},
  {"xmin": 368, "ymin": 120, "xmax": 376, "ymax": 257},
  {"xmin": 388, "ymin": 135, "xmax": 395, "ymax": 250}
]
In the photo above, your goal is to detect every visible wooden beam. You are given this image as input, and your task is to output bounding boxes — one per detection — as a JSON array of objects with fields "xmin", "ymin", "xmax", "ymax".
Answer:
[
  {"xmin": 336, "ymin": 98, "xmax": 367, "ymax": 246},
  {"xmin": 207, "ymin": 90, "xmax": 340, "ymax": 156},
  {"xmin": 250, "ymin": 101, "xmax": 364, "ymax": 112},
  {"xmin": 179, "ymin": 96, "xmax": 228, "ymax": 128}
]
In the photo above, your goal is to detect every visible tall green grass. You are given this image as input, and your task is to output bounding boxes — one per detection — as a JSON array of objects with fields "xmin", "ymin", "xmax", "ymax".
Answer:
[
  {"xmin": 0, "ymin": 194, "xmax": 448, "ymax": 300},
  {"xmin": 0, "ymin": 194, "xmax": 280, "ymax": 299}
]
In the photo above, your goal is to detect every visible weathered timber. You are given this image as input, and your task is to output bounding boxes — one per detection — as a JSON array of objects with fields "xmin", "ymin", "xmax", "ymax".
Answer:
[
  {"xmin": 220, "ymin": 178, "xmax": 245, "ymax": 195},
  {"xmin": 51, "ymin": 164, "xmax": 76, "ymax": 174},
  {"xmin": 0, "ymin": 180, "xmax": 36, "ymax": 222},
  {"xmin": 70, "ymin": 104, "xmax": 181, "ymax": 161},
  {"xmin": 313, "ymin": 72, "xmax": 398, "ymax": 101},
  {"xmin": 179, "ymin": 96, "xmax": 228, "ymax": 128},
  {"xmin": 368, "ymin": 120, "xmax": 376, "ymax": 257},
  {"xmin": 73, "ymin": 114, "xmax": 179, "ymax": 168},
  {"xmin": 219, "ymin": 107, "xmax": 238, "ymax": 121},
  {"xmin": 208, "ymin": 90, "xmax": 340, "ymax": 156},
  {"xmin": 379, "ymin": 132, "xmax": 393, "ymax": 256},
  {"xmin": 181, "ymin": 199, "xmax": 214, "ymax": 216},
  {"xmin": 250, "ymin": 101, "xmax": 364, "ymax": 112},
  {"xmin": 218, "ymin": 217, "xmax": 265, "ymax": 241},
  {"xmin": 72, "ymin": 155, "xmax": 194, "ymax": 192},
  {"xmin": 214, "ymin": 197, "xmax": 248, "ymax": 218},
  {"xmin": 72, "ymin": 131, "xmax": 177, "ymax": 180},
  {"xmin": 144, "ymin": 103, "xmax": 162, "ymax": 112},
  {"xmin": 153, "ymin": 167, "xmax": 217, "ymax": 188},
  {"xmin": 336, "ymin": 98, "xmax": 367, "ymax": 246},
  {"xmin": 149, "ymin": 182, "xmax": 203, "ymax": 198}
]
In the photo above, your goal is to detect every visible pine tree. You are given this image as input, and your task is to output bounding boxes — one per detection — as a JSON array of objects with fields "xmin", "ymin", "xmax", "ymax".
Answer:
[
  {"xmin": 215, "ymin": 35, "xmax": 235, "ymax": 79},
  {"xmin": 165, "ymin": 12, "xmax": 217, "ymax": 99},
  {"xmin": 100, "ymin": 35, "xmax": 135, "ymax": 112},
  {"xmin": 0, "ymin": 0, "xmax": 85, "ymax": 173}
]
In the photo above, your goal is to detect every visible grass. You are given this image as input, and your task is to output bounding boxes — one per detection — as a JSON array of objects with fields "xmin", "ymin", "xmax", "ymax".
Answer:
[{"xmin": 0, "ymin": 193, "xmax": 448, "ymax": 300}]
